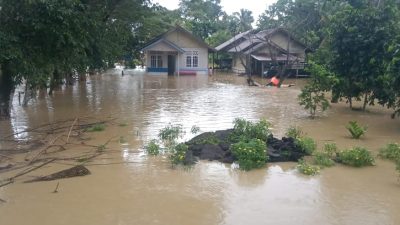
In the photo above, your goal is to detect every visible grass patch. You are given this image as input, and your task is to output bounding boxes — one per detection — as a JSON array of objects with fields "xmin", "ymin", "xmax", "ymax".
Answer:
[
  {"xmin": 338, "ymin": 147, "xmax": 375, "ymax": 167},
  {"xmin": 231, "ymin": 138, "xmax": 267, "ymax": 171},
  {"xmin": 189, "ymin": 133, "xmax": 220, "ymax": 145},
  {"xmin": 86, "ymin": 123, "xmax": 106, "ymax": 132}
]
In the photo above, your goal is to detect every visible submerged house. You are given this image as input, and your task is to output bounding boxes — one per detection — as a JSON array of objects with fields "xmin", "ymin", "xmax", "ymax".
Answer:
[
  {"xmin": 215, "ymin": 28, "xmax": 310, "ymax": 76},
  {"xmin": 141, "ymin": 26, "xmax": 215, "ymax": 75}
]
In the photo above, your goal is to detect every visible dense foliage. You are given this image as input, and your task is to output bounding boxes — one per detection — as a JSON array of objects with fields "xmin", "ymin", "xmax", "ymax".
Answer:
[
  {"xmin": 231, "ymin": 138, "xmax": 267, "ymax": 171},
  {"xmin": 338, "ymin": 147, "xmax": 375, "ymax": 167}
]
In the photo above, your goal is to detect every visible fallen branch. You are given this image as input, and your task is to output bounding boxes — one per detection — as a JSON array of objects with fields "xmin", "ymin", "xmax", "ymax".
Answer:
[
  {"xmin": 25, "ymin": 165, "xmax": 90, "ymax": 183},
  {"xmin": 66, "ymin": 118, "xmax": 78, "ymax": 143}
]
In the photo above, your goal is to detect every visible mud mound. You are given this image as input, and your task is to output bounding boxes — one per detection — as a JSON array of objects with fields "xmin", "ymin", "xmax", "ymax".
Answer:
[{"xmin": 184, "ymin": 130, "xmax": 307, "ymax": 165}]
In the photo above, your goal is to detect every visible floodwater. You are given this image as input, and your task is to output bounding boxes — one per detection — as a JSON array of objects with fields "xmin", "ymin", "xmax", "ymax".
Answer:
[{"xmin": 0, "ymin": 70, "xmax": 399, "ymax": 225}]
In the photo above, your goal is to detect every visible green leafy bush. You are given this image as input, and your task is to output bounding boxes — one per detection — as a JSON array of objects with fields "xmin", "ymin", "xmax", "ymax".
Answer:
[
  {"xmin": 338, "ymin": 147, "xmax": 375, "ymax": 167},
  {"xmin": 158, "ymin": 124, "xmax": 184, "ymax": 149},
  {"xmin": 146, "ymin": 139, "xmax": 160, "ymax": 155},
  {"xmin": 346, "ymin": 121, "xmax": 367, "ymax": 139},
  {"xmin": 323, "ymin": 143, "xmax": 338, "ymax": 158},
  {"xmin": 313, "ymin": 152, "xmax": 335, "ymax": 168},
  {"xmin": 231, "ymin": 138, "xmax": 267, "ymax": 171},
  {"xmin": 296, "ymin": 137, "xmax": 317, "ymax": 155},
  {"xmin": 86, "ymin": 123, "xmax": 105, "ymax": 132},
  {"xmin": 231, "ymin": 118, "xmax": 271, "ymax": 142},
  {"xmin": 379, "ymin": 143, "xmax": 400, "ymax": 161},
  {"xmin": 297, "ymin": 159, "xmax": 320, "ymax": 176},
  {"xmin": 285, "ymin": 126, "xmax": 303, "ymax": 139},
  {"xmin": 169, "ymin": 143, "xmax": 188, "ymax": 165}
]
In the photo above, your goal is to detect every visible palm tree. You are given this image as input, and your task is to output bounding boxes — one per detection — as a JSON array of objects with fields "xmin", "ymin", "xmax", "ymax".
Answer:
[{"xmin": 233, "ymin": 9, "xmax": 254, "ymax": 33}]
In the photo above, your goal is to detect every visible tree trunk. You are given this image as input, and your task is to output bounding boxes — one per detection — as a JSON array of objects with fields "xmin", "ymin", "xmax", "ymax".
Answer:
[
  {"xmin": 362, "ymin": 92, "xmax": 369, "ymax": 111},
  {"xmin": 0, "ymin": 63, "xmax": 15, "ymax": 120},
  {"xmin": 349, "ymin": 97, "xmax": 353, "ymax": 109}
]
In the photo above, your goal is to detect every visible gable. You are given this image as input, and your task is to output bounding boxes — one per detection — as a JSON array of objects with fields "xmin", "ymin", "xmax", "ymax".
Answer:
[
  {"xmin": 164, "ymin": 28, "xmax": 207, "ymax": 50},
  {"xmin": 269, "ymin": 31, "xmax": 306, "ymax": 54}
]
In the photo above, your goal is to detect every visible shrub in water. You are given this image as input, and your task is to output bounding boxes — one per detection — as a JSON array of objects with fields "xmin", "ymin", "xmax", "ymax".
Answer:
[
  {"xmin": 158, "ymin": 124, "xmax": 184, "ymax": 149},
  {"xmin": 296, "ymin": 136, "xmax": 317, "ymax": 155},
  {"xmin": 379, "ymin": 143, "xmax": 400, "ymax": 161},
  {"xmin": 231, "ymin": 118, "xmax": 271, "ymax": 142},
  {"xmin": 346, "ymin": 121, "xmax": 367, "ymax": 139},
  {"xmin": 313, "ymin": 152, "xmax": 335, "ymax": 168},
  {"xmin": 169, "ymin": 143, "xmax": 189, "ymax": 165},
  {"xmin": 338, "ymin": 147, "xmax": 375, "ymax": 167},
  {"xmin": 323, "ymin": 143, "xmax": 338, "ymax": 158},
  {"xmin": 297, "ymin": 159, "xmax": 320, "ymax": 176},
  {"xmin": 285, "ymin": 126, "xmax": 304, "ymax": 139},
  {"xmin": 231, "ymin": 138, "xmax": 267, "ymax": 171},
  {"xmin": 146, "ymin": 139, "xmax": 160, "ymax": 155}
]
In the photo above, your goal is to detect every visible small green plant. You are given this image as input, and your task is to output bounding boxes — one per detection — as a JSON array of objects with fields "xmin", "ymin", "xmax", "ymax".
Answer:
[
  {"xmin": 119, "ymin": 136, "xmax": 127, "ymax": 144},
  {"xmin": 169, "ymin": 143, "xmax": 188, "ymax": 165},
  {"xmin": 231, "ymin": 138, "xmax": 267, "ymax": 171},
  {"xmin": 118, "ymin": 122, "xmax": 128, "ymax": 127},
  {"xmin": 338, "ymin": 147, "xmax": 375, "ymax": 167},
  {"xmin": 189, "ymin": 133, "xmax": 220, "ymax": 145},
  {"xmin": 76, "ymin": 157, "xmax": 90, "ymax": 163},
  {"xmin": 146, "ymin": 139, "xmax": 161, "ymax": 155},
  {"xmin": 97, "ymin": 144, "xmax": 106, "ymax": 152},
  {"xmin": 379, "ymin": 143, "xmax": 400, "ymax": 161},
  {"xmin": 86, "ymin": 123, "xmax": 106, "ymax": 132},
  {"xmin": 158, "ymin": 124, "xmax": 184, "ymax": 150},
  {"xmin": 285, "ymin": 126, "xmax": 303, "ymax": 139},
  {"xmin": 313, "ymin": 152, "xmax": 335, "ymax": 168},
  {"xmin": 296, "ymin": 136, "xmax": 317, "ymax": 155},
  {"xmin": 323, "ymin": 143, "xmax": 338, "ymax": 158},
  {"xmin": 158, "ymin": 124, "xmax": 184, "ymax": 143},
  {"xmin": 191, "ymin": 125, "xmax": 201, "ymax": 134},
  {"xmin": 231, "ymin": 118, "xmax": 271, "ymax": 142},
  {"xmin": 297, "ymin": 159, "xmax": 320, "ymax": 176},
  {"xmin": 346, "ymin": 121, "xmax": 367, "ymax": 139}
]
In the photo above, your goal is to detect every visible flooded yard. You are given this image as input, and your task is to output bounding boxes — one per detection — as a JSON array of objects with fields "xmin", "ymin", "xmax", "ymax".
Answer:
[{"xmin": 1, "ymin": 70, "xmax": 399, "ymax": 225}]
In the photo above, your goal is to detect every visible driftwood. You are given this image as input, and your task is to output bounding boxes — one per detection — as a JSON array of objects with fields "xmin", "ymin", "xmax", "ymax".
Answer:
[{"xmin": 25, "ymin": 165, "xmax": 90, "ymax": 183}]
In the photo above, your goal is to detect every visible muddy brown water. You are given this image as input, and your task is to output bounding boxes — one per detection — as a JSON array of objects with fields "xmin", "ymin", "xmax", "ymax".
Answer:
[{"xmin": 1, "ymin": 70, "xmax": 400, "ymax": 225}]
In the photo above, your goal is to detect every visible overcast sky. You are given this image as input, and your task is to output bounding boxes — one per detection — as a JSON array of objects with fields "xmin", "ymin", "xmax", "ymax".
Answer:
[{"xmin": 151, "ymin": 0, "xmax": 276, "ymax": 22}]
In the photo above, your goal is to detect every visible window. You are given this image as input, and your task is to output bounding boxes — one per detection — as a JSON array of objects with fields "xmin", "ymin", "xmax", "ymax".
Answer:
[
  {"xmin": 186, "ymin": 55, "xmax": 192, "ymax": 67},
  {"xmin": 150, "ymin": 55, "xmax": 163, "ymax": 68},
  {"xmin": 185, "ymin": 51, "xmax": 199, "ymax": 68}
]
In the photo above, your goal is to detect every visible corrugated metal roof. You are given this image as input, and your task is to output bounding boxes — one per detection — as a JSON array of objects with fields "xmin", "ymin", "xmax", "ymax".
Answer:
[{"xmin": 251, "ymin": 54, "xmax": 300, "ymax": 61}]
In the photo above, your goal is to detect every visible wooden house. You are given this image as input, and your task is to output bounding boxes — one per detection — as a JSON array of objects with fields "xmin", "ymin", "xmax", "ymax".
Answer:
[
  {"xmin": 215, "ymin": 28, "xmax": 310, "ymax": 76},
  {"xmin": 141, "ymin": 26, "xmax": 215, "ymax": 75}
]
